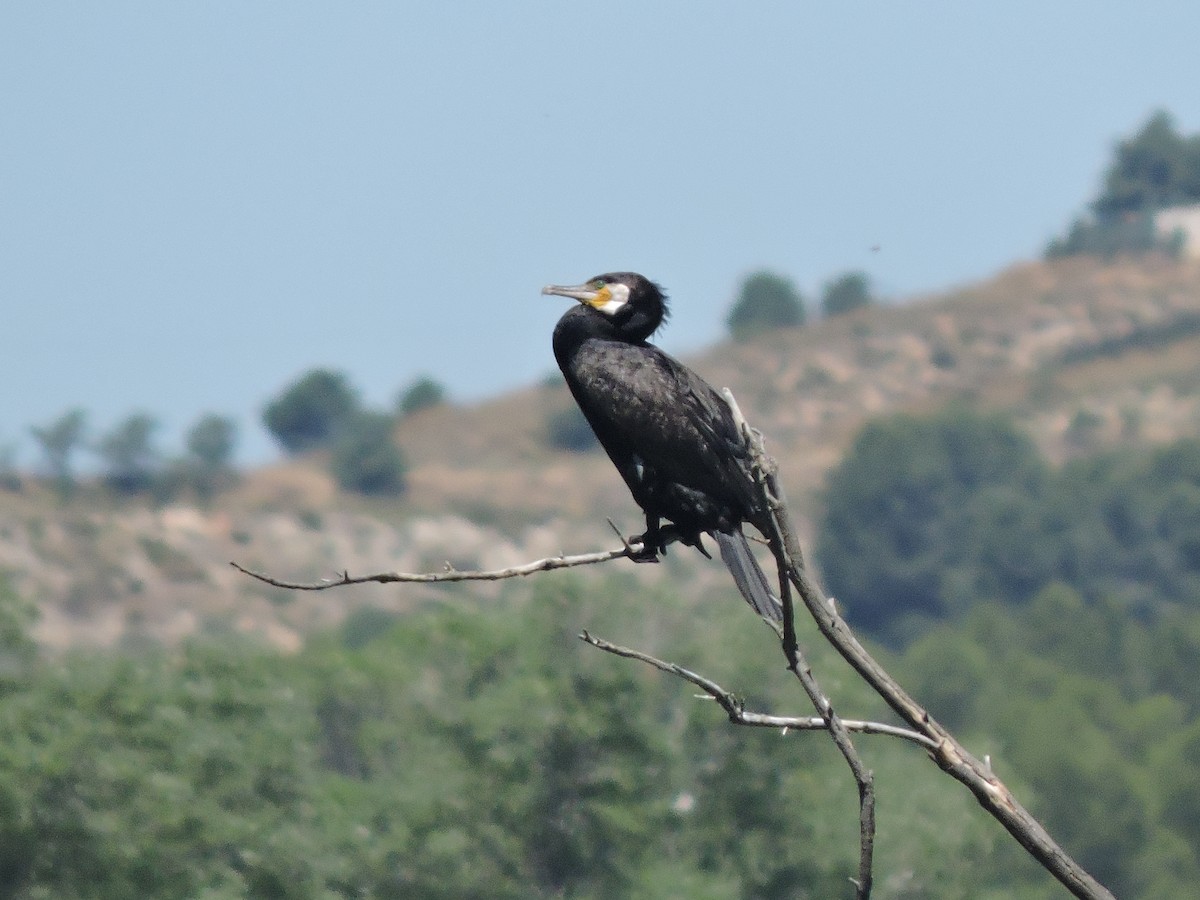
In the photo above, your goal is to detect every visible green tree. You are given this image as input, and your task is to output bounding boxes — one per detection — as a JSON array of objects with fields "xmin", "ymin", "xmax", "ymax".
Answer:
[
  {"xmin": 183, "ymin": 413, "xmax": 238, "ymax": 503},
  {"xmin": 330, "ymin": 411, "xmax": 406, "ymax": 496},
  {"xmin": 29, "ymin": 408, "xmax": 87, "ymax": 498},
  {"xmin": 820, "ymin": 271, "xmax": 874, "ymax": 317},
  {"xmin": 185, "ymin": 413, "xmax": 237, "ymax": 471},
  {"xmin": 1045, "ymin": 110, "xmax": 1200, "ymax": 259},
  {"xmin": 263, "ymin": 368, "xmax": 360, "ymax": 454},
  {"xmin": 0, "ymin": 640, "xmax": 331, "ymax": 897},
  {"xmin": 396, "ymin": 375, "xmax": 447, "ymax": 417},
  {"xmin": 896, "ymin": 585, "xmax": 1200, "ymax": 897},
  {"xmin": 302, "ymin": 580, "xmax": 680, "ymax": 898},
  {"xmin": 1093, "ymin": 110, "xmax": 1200, "ymax": 219},
  {"xmin": 816, "ymin": 409, "xmax": 1047, "ymax": 638},
  {"xmin": 96, "ymin": 413, "xmax": 159, "ymax": 495},
  {"xmin": 726, "ymin": 270, "xmax": 805, "ymax": 340},
  {"xmin": 1044, "ymin": 438, "xmax": 1200, "ymax": 610}
]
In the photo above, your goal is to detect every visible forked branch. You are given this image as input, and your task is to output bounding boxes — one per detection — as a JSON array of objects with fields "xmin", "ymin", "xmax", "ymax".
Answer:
[
  {"xmin": 233, "ymin": 397, "xmax": 1115, "ymax": 900},
  {"xmin": 579, "ymin": 631, "xmax": 938, "ymax": 750},
  {"xmin": 719, "ymin": 389, "xmax": 1114, "ymax": 900}
]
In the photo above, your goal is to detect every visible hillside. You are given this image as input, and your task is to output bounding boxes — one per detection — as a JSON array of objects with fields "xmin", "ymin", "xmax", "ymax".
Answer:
[{"xmin": 4, "ymin": 255, "xmax": 1200, "ymax": 649}]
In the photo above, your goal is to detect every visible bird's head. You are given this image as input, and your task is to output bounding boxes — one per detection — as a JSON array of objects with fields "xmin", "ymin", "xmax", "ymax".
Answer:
[{"xmin": 542, "ymin": 272, "xmax": 668, "ymax": 340}]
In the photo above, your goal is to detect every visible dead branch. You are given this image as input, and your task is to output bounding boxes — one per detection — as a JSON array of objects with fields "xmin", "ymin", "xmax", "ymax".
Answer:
[
  {"xmin": 579, "ymin": 631, "xmax": 938, "ymax": 750},
  {"xmin": 721, "ymin": 389, "xmax": 1115, "ymax": 900},
  {"xmin": 233, "ymin": 397, "xmax": 1116, "ymax": 900},
  {"xmin": 718, "ymin": 389, "xmax": 876, "ymax": 898},
  {"xmin": 230, "ymin": 544, "xmax": 638, "ymax": 590}
]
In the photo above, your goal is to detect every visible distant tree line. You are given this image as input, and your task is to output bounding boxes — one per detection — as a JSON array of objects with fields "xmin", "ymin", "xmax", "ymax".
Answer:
[
  {"xmin": 261, "ymin": 369, "xmax": 450, "ymax": 497},
  {"xmin": 1046, "ymin": 109, "xmax": 1200, "ymax": 259},
  {"xmin": 818, "ymin": 407, "xmax": 1200, "ymax": 643},
  {"xmin": 13, "ymin": 371, "xmax": 449, "ymax": 502},
  {"xmin": 22, "ymin": 408, "xmax": 239, "ymax": 504},
  {"xmin": 725, "ymin": 268, "xmax": 876, "ymax": 341}
]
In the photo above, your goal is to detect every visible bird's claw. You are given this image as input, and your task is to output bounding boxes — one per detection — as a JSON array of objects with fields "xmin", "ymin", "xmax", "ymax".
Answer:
[
  {"xmin": 607, "ymin": 518, "xmax": 661, "ymax": 563},
  {"xmin": 626, "ymin": 541, "xmax": 661, "ymax": 564}
]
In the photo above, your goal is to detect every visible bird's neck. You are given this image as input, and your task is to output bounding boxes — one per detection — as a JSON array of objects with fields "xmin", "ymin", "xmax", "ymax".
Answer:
[
  {"xmin": 552, "ymin": 308, "xmax": 608, "ymax": 368},
  {"xmin": 552, "ymin": 305, "xmax": 656, "ymax": 366}
]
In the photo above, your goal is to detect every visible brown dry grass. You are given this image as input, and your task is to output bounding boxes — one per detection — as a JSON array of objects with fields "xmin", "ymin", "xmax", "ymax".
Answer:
[{"xmin": 7, "ymin": 254, "xmax": 1200, "ymax": 649}]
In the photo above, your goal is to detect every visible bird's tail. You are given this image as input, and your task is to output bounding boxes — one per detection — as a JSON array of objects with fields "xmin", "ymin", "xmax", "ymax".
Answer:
[{"xmin": 715, "ymin": 529, "xmax": 783, "ymax": 623}]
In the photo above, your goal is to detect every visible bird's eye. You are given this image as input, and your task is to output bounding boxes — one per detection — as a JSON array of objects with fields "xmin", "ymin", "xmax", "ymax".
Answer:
[{"xmin": 590, "ymin": 279, "xmax": 606, "ymax": 289}]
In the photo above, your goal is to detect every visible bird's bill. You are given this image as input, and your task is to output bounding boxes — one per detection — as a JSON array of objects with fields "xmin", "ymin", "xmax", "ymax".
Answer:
[{"xmin": 542, "ymin": 282, "xmax": 612, "ymax": 308}]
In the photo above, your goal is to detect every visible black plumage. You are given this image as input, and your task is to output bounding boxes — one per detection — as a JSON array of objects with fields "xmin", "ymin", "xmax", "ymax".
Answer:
[{"xmin": 543, "ymin": 271, "xmax": 781, "ymax": 622}]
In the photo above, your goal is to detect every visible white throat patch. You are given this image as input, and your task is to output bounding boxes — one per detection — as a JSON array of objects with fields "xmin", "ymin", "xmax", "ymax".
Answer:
[{"xmin": 596, "ymin": 282, "xmax": 630, "ymax": 315}]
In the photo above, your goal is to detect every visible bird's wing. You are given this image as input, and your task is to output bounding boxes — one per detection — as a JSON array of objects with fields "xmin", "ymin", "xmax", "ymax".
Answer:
[
  {"xmin": 654, "ymin": 352, "xmax": 761, "ymax": 515},
  {"xmin": 565, "ymin": 339, "xmax": 760, "ymax": 526}
]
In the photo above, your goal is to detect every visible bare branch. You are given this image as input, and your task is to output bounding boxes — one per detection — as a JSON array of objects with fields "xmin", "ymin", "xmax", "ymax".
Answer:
[
  {"xmin": 729, "ymin": 392, "xmax": 1116, "ymax": 900},
  {"xmin": 233, "ymin": 395, "xmax": 1116, "ymax": 900},
  {"xmin": 230, "ymin": 544, "xmax": 638, "ymax": 590},
  {"xmin": 724, "ymin": 388, "xmax": 876, "ymax": 899},
  {"xmin": 580, "ymin": 631, "xmax": 938, "ymax": 750}
]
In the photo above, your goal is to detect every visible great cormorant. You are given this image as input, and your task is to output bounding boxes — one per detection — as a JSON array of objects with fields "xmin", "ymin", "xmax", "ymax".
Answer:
[{"xmin": 543, "ymin": 272, "xmax": 781, "ymax": 622}]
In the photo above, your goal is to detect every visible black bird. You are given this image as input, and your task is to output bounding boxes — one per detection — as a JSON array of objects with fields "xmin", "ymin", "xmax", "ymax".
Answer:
[{"xmin": 543, "ymin": 272, "xmax": 781, "ymax": 622}]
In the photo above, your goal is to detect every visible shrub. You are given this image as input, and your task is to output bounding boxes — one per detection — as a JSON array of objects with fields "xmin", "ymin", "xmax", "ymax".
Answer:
[
  {"xmin": 263, "ymin": 369, "xmax": 360, "ymax": 454},
  {"xmin": 330, "ymin": 411, "xmax": 407, "ymax": 496},
  {"xmin": 726, "ymin": 270, "xmax": 805, "ymax": 340},
  {"xmin": 820, "ymin": 271, "xmax": 874, "ymax": 317},
  {"xmin": 396, "ymin": 376, "xmax": 447, "ymax": 417}
]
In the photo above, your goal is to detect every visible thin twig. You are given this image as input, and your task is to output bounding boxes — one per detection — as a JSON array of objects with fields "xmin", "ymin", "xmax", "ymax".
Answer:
[
  {"xmin": 230, "ymin": 544, "xmax": 638, "ymax": 590},
  {"xmin": 580, "ymin": 631, "xmax": 938, "ymax": 750}
]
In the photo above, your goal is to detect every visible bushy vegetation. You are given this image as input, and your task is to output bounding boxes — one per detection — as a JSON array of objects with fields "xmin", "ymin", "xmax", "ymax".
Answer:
[
  {"xmin": 19, "ymin": 364, "xmax": 425, "ymax": 500},
  {"xmin": 96, "ymin": 412, "xmax": 161, "ymax": 495},
  {"xmin": 395, "ymin": 375, "xmax": 447, "ymax": 418},
  {"xmin": 259, "ymin": 368, "xmax": 419, "ymax": 496},
  {"xmin": 21, "ymin": 364, "xmax": 428, "ymax": 500},
  {"xmin": 26, "ymin": 409, "xmax": 242, "ymax": 504},
  {"xmin": 330, "ymin": 412, "xmax": 407, "ymax": 496},
  {"xmin": 820, "ymin": 271, "xmax": 874, "ymax": 318},
  {"xmin": 1092, "ymin": 110, "xmax": 1200, "ymax": 218},
  {"xmin": 1, "ymin": 537, "xmax": 1196, "ymax": 897},
  {"xmin": 819, "ymin": 409, "xmax": 1200, "ymax": 640},
  {"xmin": 1044, "ymin": 210, "xmax": 1182, "ymax": 260},
  {"xmin": 0, "ymin": 575, "xmax": 1012, "ymax": 897},
  {"xmin": 817, "ymin": 409, "xmax": 1048, "ymax": 640},
  {"xmin": 263, "ymin": 368, "xmax": 361, "ymax": 455},
  {"xmin": 895, "ymin": 583, "xmax": 1200, "ymax": 897},
  {"xmin": 726, "ymin": 271, "xmax": 805, "ymax": 340}
]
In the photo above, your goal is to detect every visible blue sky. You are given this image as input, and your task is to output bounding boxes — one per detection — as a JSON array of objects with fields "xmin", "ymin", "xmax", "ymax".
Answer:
[{"xmin": 3, "ymin": 3, "xmax": 1199, "ymax": 464}]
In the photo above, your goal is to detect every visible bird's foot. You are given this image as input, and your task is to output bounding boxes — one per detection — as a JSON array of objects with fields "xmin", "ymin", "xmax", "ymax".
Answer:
[
  {"xmin": 607, "ymin": 518, "xmax": 662, "ymax": 563},
  {"xmin": 628, "ymin": 542, "xmax": 657, "ymax": 564},
  {"xmin": 626, "ymin": 539, "xmax": 662, "ymax": 564}
]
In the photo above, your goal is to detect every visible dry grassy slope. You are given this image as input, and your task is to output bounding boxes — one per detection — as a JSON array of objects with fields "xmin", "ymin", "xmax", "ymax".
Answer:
[{"xmin": 4, "ymin": 256, "xmax": 1200, "ymax": 649}]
